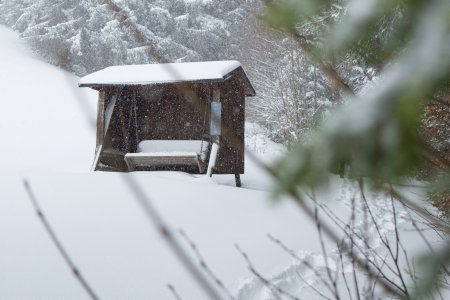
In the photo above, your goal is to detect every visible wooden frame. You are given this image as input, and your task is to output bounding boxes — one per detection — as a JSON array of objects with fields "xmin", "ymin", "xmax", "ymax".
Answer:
[{"xmin": 80, "ymin": 61, "xmax": 255, "ymax": 186}]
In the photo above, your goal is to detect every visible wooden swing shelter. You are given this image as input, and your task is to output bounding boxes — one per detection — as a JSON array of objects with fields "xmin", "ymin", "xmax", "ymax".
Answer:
[{"xmin": 79, "ymin": 60, "xmax": 255, "ymax": 186}]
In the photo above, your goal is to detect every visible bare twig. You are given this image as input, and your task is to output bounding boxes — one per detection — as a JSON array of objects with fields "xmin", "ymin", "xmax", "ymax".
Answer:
[
  {"xmin": 337, "ymin": 244, "xmax": 353, "ymax": 300},
  {"xmin": 121, "ymin": 175, "xmax": 224, "ymax": 299},
  {"xmin": 289, "ymin": 189, "xmax": 402, "ymax": 297},
  {"xmin": 167, "ymin": 284, "xmax": 183, "ymax": 300},
  {"xmin": 388, "ymin": 187, "xmax": 449, "ymax": 232},
  {"xmin": 300, "ymin": 190, "xmax": 404, "ymax": 296},
  {"xmin": 359, "ymin": 181, "xmax": 408, "ymax": 296},
  {"xmin": 235, "ymin": 244, "xmax": 300, "ymax": 300},
  {"xmin": 267, "ymin": 234, "xmax": 335, "ymax": 295},
  {"xmin": 295, "ymin": 270, "xmax": 333, "ymax": 300},
  {"xmin": 370, "ymin": 254, "xmax": 389, "ymax": 300},
  {"xmin": 348, "ymin": 196, "xmax": 361, "ymax": 300},
  {"xmin": 23, "ymin": 179, "xmax": 100, "ymax": 300},
  {"xmin": 313, "ymin": 198, "xmax": 341, "ymax": 300},
  {"xmin": 316, "ymin": 200, "xmax": 399, "ymax": 277},
  {"xmin": 178, "ymin": 229, "xmax": 236, "ymax": 300}
]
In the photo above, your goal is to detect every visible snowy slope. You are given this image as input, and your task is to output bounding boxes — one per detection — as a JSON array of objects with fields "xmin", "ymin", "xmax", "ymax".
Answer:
[
  {"xmin": 0, "ymin": 25, "xmax": 96, "ymax": 173},
  {"xmin": 0, "ymin": 24, "xmax": 330, "ymax": 299},
  {"xmin": 0, "ymin": 25, "xmax": 446, "ymax": 300}
]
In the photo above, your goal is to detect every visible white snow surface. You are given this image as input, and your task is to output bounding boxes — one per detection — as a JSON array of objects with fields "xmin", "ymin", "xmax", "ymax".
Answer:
[
  {"xmin": 137, "ymin": 140, "xmax": 208, "ymax": 154},
  {"xmin": 0, "ymin": 26, "xmax": 96, "ymax": 173},
  {"xmin": 0, "ymin": 25, "xmax": 447, "ymax": 300},
  {"xmin": 126, "ymin": 151, "xmax": 199, "ymax": 157},
  {"xmin": 79, "ymin": 60, "xmax": 241, "ymax": 86},
  {"xmin": 0, "ymin": 25, "xmax": 319, "ymax": 299}
]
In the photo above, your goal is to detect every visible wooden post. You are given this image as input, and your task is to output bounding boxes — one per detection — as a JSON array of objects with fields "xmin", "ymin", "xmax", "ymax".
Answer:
[
  {"xmin": 92, "ymin": 90, "xmax": 107, "ymax": 171},
  {"xmin": 212, "ymin": 84, "xmax": 220, "ymax": 103},
  {"xmin": 132, "ymin": 89, "xmax": 139, "ymax": 152},
  {"xmin": 235, "ymin": 173, "xmax": 241, "ymax": 187},
  {"xmin": 96, "ymin": 89, "xmax": 106, "ymax": 149}
]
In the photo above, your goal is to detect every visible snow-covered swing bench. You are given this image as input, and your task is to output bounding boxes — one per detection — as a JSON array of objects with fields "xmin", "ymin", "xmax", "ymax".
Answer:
[{"xmin": 79, "ymin": 61, "xmax": 255, "ymax": 186}]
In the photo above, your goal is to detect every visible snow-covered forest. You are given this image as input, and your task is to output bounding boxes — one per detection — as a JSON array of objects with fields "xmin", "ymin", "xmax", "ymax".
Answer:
[
  {"xmin": 0, "ymin": 0, "xmax": 449, "ymax": 299},
  {"xmin": 0, "ymin": 0, "xmax": 246, "ymax": 74},
  {"xmin": 0, "ymin": 0, "xmax": 376, "ymax": 146}
]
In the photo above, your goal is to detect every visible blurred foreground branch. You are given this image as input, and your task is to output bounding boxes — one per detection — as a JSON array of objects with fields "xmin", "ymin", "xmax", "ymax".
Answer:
[{"xmin": 23, "ymin": 180, "xmax": 100, "ymax": 300}]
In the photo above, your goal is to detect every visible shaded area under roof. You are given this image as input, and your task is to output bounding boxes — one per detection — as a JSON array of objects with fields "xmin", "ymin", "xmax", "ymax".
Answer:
[{"xmin": 79, "ymin": 60, "xmax": 255, "ymax": 96}]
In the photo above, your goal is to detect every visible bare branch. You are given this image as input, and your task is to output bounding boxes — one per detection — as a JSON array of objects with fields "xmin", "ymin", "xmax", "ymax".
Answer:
[
  {"xmin": 337, "ymin": 244, "xmax": 353, "ymax": 300},
  {"xmin": 167, "ymin": 284, "xmax": 183, "ymax": 300},
  {"xmin": 388, "ymin": 187, "xmax": 449, "ymax": 233},
  {"xmin": 178, "ymin": 229, "xmax": 236, "ymax": 300},
  {"xmin": 289, "ymin": 187, "xmax": 404, "ymax": 297},
  {"xmin": 235, "ymin": 244, "xmax": 301, "ymax": 300},
  {"xmin": 295, "ymin": 270, "xmax": 333, "ymax": 300},
  {"xmin": 359, "ymin": 181, "xmax": 409, "ymax": 296},
  {"xmin": 267, "ymin": 234, "xmax": 335, "ymax": 295},
  {"xmin": 121, "ymin": 175, "xmax": 223, "ymax": 299},
  {"xmin": 23, "ymin": 179, "xmax": 100, "ymax": 300},
  {"xmin": 313, "ymin": 198, "xmax": 341, "ymax": 300},
  {"xmin": 348, "ymin": 196, "xmax": 362, "ymax": 300}
]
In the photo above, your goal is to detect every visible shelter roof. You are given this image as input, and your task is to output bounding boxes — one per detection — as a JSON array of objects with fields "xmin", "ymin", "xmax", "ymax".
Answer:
[{"xmin": 79, "ymin": 60, "xmax": 255, "ymax": 96}]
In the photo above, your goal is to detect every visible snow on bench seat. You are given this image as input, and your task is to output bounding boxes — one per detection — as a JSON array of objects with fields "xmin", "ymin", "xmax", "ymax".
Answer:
[{"xmin": 125, "ymin": 140, "xmax": 209, "ymax": 172}]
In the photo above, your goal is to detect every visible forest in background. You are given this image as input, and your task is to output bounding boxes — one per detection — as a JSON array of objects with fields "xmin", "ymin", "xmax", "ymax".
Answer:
[
  {"xmin": 1, "ymin": 0, "xmax": 447, "ymax": 160},
  {"xmin": 0, "ymin": 0, "xmax": 448, "ymax": 200},
  {"xmin": 0, "ymin": 0, "xmax": 371, "ymax": 145}
]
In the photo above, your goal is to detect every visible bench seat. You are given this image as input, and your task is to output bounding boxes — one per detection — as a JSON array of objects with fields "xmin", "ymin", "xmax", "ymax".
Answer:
[{"xmin": 124, "ymin": 140, "xmax": 208, "ymax": 172}]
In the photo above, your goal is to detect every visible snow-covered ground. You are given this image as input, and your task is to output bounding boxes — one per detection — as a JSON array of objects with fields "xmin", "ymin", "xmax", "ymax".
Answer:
[{"xmin": 0, "ymin": 25, "xmax": 446, "ymax": 300}]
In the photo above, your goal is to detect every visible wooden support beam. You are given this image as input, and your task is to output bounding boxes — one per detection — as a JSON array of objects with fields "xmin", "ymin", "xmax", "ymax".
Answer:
[
  {"xmin": 96, "ymin": 89, "xmax": 106, "ymax": 149},
  {"xmin": 212, "ymin": 84, "xmax": 220, "ymax": 103},
  {"xmin": 235, "ymin": 173, "xmax": 241, "ymax": 187}
]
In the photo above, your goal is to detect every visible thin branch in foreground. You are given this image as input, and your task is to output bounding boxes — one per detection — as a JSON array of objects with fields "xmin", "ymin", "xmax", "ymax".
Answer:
[
  {"xmin": 348, "ymin": 196, "xmax": 361, "ymax": 300},
  {"xmin": 316, "ymin": 200, "xmax": 399, "ymax": 277},
  {"xmin": 337, "ymin": 244, "xmax": 353, "ymax": 300},
  {"xmin": 359, "ymin": 181, "xmax": 409, "ymax": 296},
  {"xmin": 23, "ymin": 179, "xmax": 100, "ymax": 300},
  {"xmin": 295, "ymin": 270, "xmax": 333, "ymax": 300},
  {"xmin": 289, "ymin": 188, "xmax": 404, "ymax": 298},
  {"xmin": 121, "ymin": 175, "xmax": 223, "ymax": 300},
  {"xmin": 234, "ymin": 243, "xmax": 300, "ymax": 300},
  {"xmin": 314, "ymin": 192, "xmax": 403, "ymax": 294},
  {"xmin": 313, "ymin": 199, "xmax": 341, "ymax": 300},
  {"xmin": 167, "ymin": 284, "xmax": 183, "ymax": 300},
  {"xmin": 178, "ymin": 229, "xmax": 236, "ymax": 300},
  {"xmin": 267, "ymin": 234, "xmax": 335, "ymax": 297},
  {"xmin": 388, "ymin": 187, "xmax": 449, "ymax": 232}
]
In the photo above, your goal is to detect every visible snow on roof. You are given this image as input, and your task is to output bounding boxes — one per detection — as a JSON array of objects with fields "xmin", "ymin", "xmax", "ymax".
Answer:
[{"xmin": 79, "ymin": 60, "xmax": 243, "ymax": 87}]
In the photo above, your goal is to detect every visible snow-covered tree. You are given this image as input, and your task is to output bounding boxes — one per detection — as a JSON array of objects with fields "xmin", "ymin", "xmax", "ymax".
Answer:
[
  {"xmin": 231, "ymin": 1, "xmax": 372, "ymax": 147},
  {"xmin": 264, "ymin": 0, "xmax": 450, "ymax": 297},
  {"xmin": 0, "ymin": 0, "xmax": 247, "ymax": 75}
]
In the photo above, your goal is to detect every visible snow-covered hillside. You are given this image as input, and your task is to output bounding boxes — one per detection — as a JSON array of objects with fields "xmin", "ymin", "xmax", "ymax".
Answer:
[
  {"xmin": 0, "ymin": 25, "xmax": 446, "ymax": 300},
  {"xmin": 0, "ymin": 25, "xmax": 96, "ymax": 173},
  {"xmin": 0, "ymin": 24, "xmax": 325, "ymax": 299}
]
